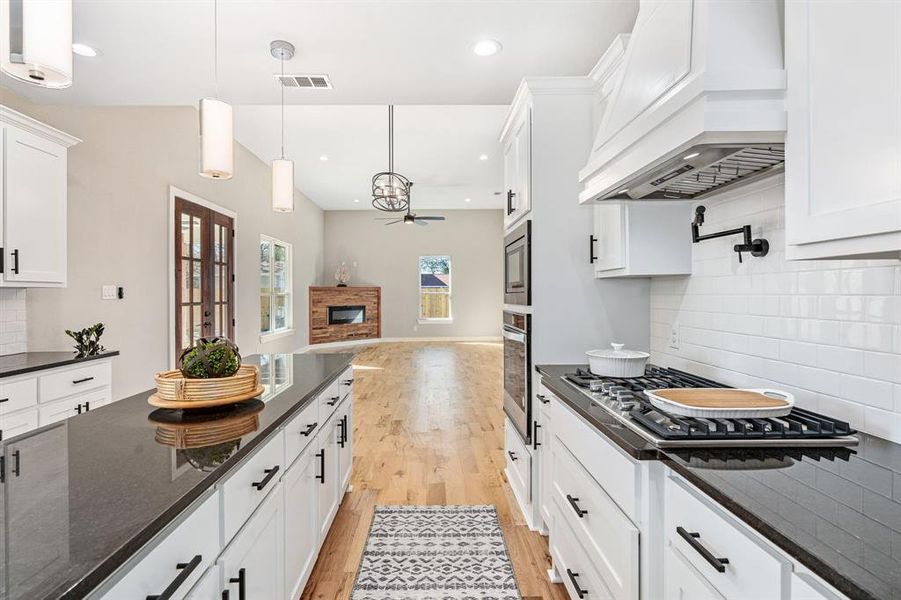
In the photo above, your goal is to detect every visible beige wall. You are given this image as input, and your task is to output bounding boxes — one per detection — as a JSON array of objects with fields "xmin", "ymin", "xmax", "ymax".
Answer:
[
  {"xmin": 323, "ymin": 210, "xmax": 503, "ymax": 339},
  {"xmin": 1, "ymin": 91, "xmax": 323, "ymax": 399}
]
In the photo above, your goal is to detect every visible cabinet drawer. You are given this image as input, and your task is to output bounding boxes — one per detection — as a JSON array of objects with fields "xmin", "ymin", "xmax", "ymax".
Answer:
[
  {"xmin": 663, "ymin": 544, "xmax": 725, "ymax": 600},
  {"xmin": 505, "ymin": 418, "xmax": 531, "ymax": 503},
  {"xmin": 665, "ymin": 475, "xmax": 789, "ymax": 599},
  {"xmin": 38, "ymin": 388, "xmax": 109, "ymax": 426},
  {"xmin": 318, "ymin": 379, "xmax": 343, "ymax": 419},
  {"xmin": 535, "ymin": 380, "xmax": 553, "ymax": 418},
  {"xmin": 39, "ymin": 361, "xmax": 110, "ymax": 403},
  {"xmin": 549, "ymin": 500, "xmax": 616, "ymax": 600},
  {"xmin": 101, "ymin": 493, "xmax": 219, "ymax": 600},
  {"xmin": 284, "ymin": 398, "xmax": 319, "ymax": 468},
  {"xmin": 552, "ymin": 398, "xmax": 638, "ymax": 521},
  {"xmin": 0, "ymin": 377, "xmax": 37, "ymax": 415},
  {"xmin": 337, "ymin": 367, "xmax": 354, "ymax": 400},
  {"xmin": 222, "ymin": 431, "xmax": 285, "ymax": 542},
  {"xmin": 552, "ymin": 440, "xmax": 638, "ymax": 600},
  {"xmin": 0, "ymin": 408, "xmax": 37, "ymax": 441}
]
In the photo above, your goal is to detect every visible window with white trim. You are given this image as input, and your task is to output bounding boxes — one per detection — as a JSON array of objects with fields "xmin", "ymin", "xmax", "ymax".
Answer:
[
  {"xmin": 260, "ymin": 236, "xmax": 292, "ymax": 336},
  {"xmin": 419, "ymin": 255, "xmax": 452, "ymax": 321}
]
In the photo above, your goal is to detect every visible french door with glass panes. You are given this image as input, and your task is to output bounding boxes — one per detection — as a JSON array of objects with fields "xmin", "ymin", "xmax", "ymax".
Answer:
[{"xmin": 174, "ymin": 197, "xmax": 234, "ymax": 360}]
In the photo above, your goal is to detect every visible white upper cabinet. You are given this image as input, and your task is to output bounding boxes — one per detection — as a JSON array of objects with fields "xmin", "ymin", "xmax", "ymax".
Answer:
[
  {"xmin": 785, "ymin": 1, "xmax": 901, "ymax": 260},
  {"xmin": 501, "ymin": 107, "xmax": 531, "ymax": 231},
  {"xmin": 0, "ymin": 106, "xmax": 79, "ymax": 287}
]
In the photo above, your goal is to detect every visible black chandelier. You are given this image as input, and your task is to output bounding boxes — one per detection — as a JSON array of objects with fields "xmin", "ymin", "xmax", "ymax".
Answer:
[{"xmin": 371, "ymin": 105, "xmax": 411, "ymax": 212}]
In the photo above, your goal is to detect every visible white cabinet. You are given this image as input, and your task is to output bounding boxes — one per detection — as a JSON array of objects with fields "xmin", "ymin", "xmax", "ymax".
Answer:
[
  {"xmin": 284, "ymin": 444, "xmax": 319, "ymax": 599},
  {"xmin": 337, "ymin": 397, "xmax": 353, "ymax": 493},
  {"xmin": 785, "ymin": 1, "xmax": 901, "ymax": 260},
  {"xmin": 38, "ymin": 387, "xmax": 110, "ymax": 426},
  {"xmin": 663, "ymin": 545, "xmax": 725, "ymax": 600},
  {"xmin": 220, "ymin": 482, "xmax": 284, "ymax": 600},
  {"xmin": 185, "ymin": 564, "xmax": 221, "ymax": 599},
  {"xmin": 0, "ymin": 106, "xmax": 79, "ymax": 287},
  {"xmin": 592, "ymin": 201, "xmax": 692, "ymax": 278},
  {"xmin": 221, "ymin": 430, "xmax": 284, "ymax": 541},
  {"xmin": 317, "ymin": 412, "xmax": 341, "ymax": 542},
  {"xmin": 504, "ymin": 417, "xmax": 532, "ymax": 521},
  {"xmin": 501, "ymin": 107, "xmax": 531, "ymax": 231},
  {"xmin": 535, "ymin": 388, "xmax": 553, "ymax": 532}
]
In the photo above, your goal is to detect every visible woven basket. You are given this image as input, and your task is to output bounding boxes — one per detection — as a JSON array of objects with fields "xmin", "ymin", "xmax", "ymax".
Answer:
[{"xmin": 154, "ymin": 364, "xmax": 260, "ymax": 403}]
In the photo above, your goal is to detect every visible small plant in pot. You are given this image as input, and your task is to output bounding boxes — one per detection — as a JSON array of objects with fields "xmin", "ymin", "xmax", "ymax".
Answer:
[
  {"xmin": 65, "ymin": 323, "xmax": 106, "ymax": 358},
  {"xmin": 178, "ymin": 337, "xmax": 242, "ymax": 379}
]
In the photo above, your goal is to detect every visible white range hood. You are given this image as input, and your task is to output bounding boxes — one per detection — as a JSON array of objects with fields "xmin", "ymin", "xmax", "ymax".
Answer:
[{"xmin": 579, "ymin": 0, "xmax": 786, "ymax": 204}]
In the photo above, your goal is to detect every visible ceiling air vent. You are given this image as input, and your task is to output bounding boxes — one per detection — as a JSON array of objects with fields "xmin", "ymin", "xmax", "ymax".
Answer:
[{"xmin": 276, "ymin": 74, "xmax": 333, "ymax": 89}]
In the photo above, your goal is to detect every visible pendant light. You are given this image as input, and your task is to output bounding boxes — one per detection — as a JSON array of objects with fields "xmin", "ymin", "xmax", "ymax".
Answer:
[
  {"xmin": 1, "ymin": 0, "xmax": 73, "ymax": 88},
  {"xmin": 199, "ymin": 0, "xmax": 233, "ymax": 179},
  {"xmin": 371, "ymin": 105, "xmax": 411, "ymax": 212},
  {"xmin": 270, "ymin": 40, "xmax": 295, "ymax": 212}
]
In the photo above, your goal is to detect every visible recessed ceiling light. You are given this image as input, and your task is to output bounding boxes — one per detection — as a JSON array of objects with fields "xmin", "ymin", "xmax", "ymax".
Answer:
[
  {"xmin": 479, "ymin": 154, "xmax": 489, "ymax": 161},
  {"xmin": 472, "ymin": 39, "xmax": 502, "ymax": 57},
  {"xmin": 618, "ymin": 188, "xmax": 629, "ymax": 194},
  {"xmin": 683, "ymin": 152, "xmax": 700, "ymax": 160},
  {"xmin": 353, "ymin": 198, "xmax": 360, "ymax": 203},
  {"xmin": 72, "ymin": 43, "xmax": 99, "ymax": 57},
  {"xmin": 319, "ymin": 155, "xmax": 329, "ymax": 161},
  {"xmin": 464, "ymin": 198, "xmax": 472, "ymax": 203}
]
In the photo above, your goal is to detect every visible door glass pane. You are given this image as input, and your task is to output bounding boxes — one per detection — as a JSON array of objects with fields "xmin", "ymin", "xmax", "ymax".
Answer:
[
  {"xmin": 274, "ymin": 294, "xmax": 287, "ymax": 330},
  {"xmin": 193, "ymin": 305, "xmax": 202, "ymax": 344},
  {"xmin": 214, "ymin": 263, "xmax": 221, "ymax": 303},
  {"xmin": 274, "ymin": 244, "xmax": 287, "ymax": 293},
  {"xmin": 261, "ymin": 295, "xmax": 271, "ymax": 333},
  {"xmin": 214, "ymin": 225, "xmax": 222, "ymax": 263},
  {"xmin": 260, "ymin": 241, "xmax": 271, "ymax": 293},
  {"xmin": 181, "ymin": 259, "xmax": 191, "ymax": 302},
  {"xmin": 191, "ymin": 216, "xmax": 202, "ymax": 259},
  {"xmin": 182, "ymin": 305, "xmax": 191, "ymax": 350},
  {"xmin": 214, "ymin": 302, "xmax": 221, "ymax": 336},
  {"xmin": 181, "ymin": 214, "xmax": 191, "ymax": 258},
  {"xmin": 192, "ymin": 261, "xmax": 202, "ymax": 301}
]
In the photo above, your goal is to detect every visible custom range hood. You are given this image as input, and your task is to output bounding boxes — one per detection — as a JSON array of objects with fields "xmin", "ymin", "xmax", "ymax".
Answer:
[{"xmin": 579, "ymin": 0, "xmax": 786, "ymax": 203}]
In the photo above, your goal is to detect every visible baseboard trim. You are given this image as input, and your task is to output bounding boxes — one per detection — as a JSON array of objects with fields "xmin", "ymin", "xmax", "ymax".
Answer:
[{"xmin": 295, "ymin": 336, "xmax": 502, "ymax": 353}]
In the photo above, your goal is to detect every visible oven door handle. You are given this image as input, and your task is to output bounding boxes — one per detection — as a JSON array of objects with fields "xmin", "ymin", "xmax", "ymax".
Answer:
[{"xmin": 502, "ymin": 329, "xmax": 526, "ymax": 343}]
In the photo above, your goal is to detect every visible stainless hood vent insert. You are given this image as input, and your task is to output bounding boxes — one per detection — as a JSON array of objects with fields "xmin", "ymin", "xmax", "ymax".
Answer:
[{"xmin": 608, "ymin": 145, "xmax": 785, "ymax": 201}]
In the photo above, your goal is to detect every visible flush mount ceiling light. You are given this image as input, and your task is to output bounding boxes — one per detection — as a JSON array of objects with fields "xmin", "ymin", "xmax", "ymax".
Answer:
[
  {"xmin": 472, "ymin": 39, "xmax": 502, "ymax": 57},
  {"xmin": 199, "ymin": 0, "xmax": 233, "ymax": 180},
  {"xmin": 1, "ymin": 0, "xmax": 73, "ymax": 88},
  {"xmin": 72, "ymin": 42, "xmax": 98, "ymax": 57},
  {"xmin": 270, "ymin": 39, "xmax": 296, "ymax": 212},
  {"xmin": 319, "ymin": 155, "xmax": 328, "ymax": 161},
  {"xmin": 479, "ymin": 154, "xmax": 488, "ymax": 161},
  {"xmin": 371, "ymin": 105, "xmax": 411, "ymax": 212},
  {"xmin": 464, "ymin": 198, "xmax": 471, "ymax": 203}
]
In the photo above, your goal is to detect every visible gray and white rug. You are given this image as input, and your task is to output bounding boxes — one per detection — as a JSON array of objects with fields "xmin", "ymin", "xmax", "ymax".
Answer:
[{"xmin": 351, "ymin": 505, "xmax": 521, "ymax": 600}]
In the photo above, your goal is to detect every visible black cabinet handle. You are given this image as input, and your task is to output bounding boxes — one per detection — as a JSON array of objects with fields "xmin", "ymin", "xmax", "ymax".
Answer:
[
  {"xmin": 316, "ymin": 449, "xmax": 325, "ymax": 484},
  {"xmin": 326, "ymin": 396, "xmax": 340, "ymax": 406},
  {"xmin": 566, "ymin": 494, "xmax": 588, "ymax": 518},
  {"xmin": 145, "ymin": 554, "xmax": 202, "ymax": 600},
  {"xmin": 0, "ymin": 455, "xmax": 5, "ymax": 483},
  {"xmin": 566, "ymin": 569, "xmax": 587, "ymax": 599},
  {"xmin": 228, "ymin": 567, "xmax": 246, "ymax": 600},
  {"xmin": 12, "ymin": 449, "xmax": 20, "ymax": 477},
  {"xmin": 73, "ymin": 376, "xmax": 95, "ymax": 385},
  {"xmin": 252, "ymin": 466, "xmax": 280, "ymax": 491},
  {"xmin": 677, "ymin": 526, "xmax": 729, "ymax": 573},
  {"xmin": 342, "ymin": 378, "xmax": 354, "ymax": 385},
  {"xmin": 221, "ymin": 591, "xmax": 230, "ymax": 600},
  {"xmin": 301, "ymin": 422, "xmax": 317, "ymax": 437},
  {"xmin": 590, "ymin": 235, "xmax": 598, "ymax": 264},
  {"xmin": 0, "ymin": 398, "xmax": 8, "ymax": 403},
  {"xmin": 506, "ymin": 190, "xmax": 516, "ymax": 215},
  {"xmin": 537, "ymin": 394, "xmax": 550, "ymax": 405},
  {"xmin": 507, "ymin": 450, "xmax": 517, "ymax": 462},
  {"xmin": 533, "ymin": 422, "xmax": 541, "ymax": 449},
  {"xmin": 342, "ymin": 414, "xmax": 349, "ymax": 445},
  {"xmin": 11, "ymin": 249, "xmax": 19, "ymax": 275},
  {"xmin": 84, "ymin": 401, "xmax": 90, "ymax": 412},
  {"xmin": 75, "ymin": 403, "xmax": 83, "ymax": 414},
  {"xmin": 338, "ymin": 417, "xmax": 346, "ymax": 449}
]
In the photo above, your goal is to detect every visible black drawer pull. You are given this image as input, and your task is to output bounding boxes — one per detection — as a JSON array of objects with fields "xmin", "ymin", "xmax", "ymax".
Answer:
[
  {"xmin": 316, "ymin": 449, "xmax": 325, "ymax": 484},
  {"xmin": 146, "ymin": 554, "xmax": 202, "ymax": 599},
  {"xmin": 73, "ymin": 376, "xmax": 95, "ymax": 385},
  {"xmin": 566, "ymin": 494, "xmax": 588, "ymax": 518},
  {"xmin": 342, "ymin": 378, "xmax": 354, "ymax": 385},
  {"xmin": 338, "ymin": 417, "xmax": 346, "ymax": 448},
  {"xmin": 221, "ymin": 591, "xmax": 230, "ymax": 600},
  {"xmin": 12, "ymin": 450, "xmax": 20, "ymax": 477},
  {"xmin": 326, "ymin": 395, "xmax": 340, "ymax": 406},
  {"xmin": 301, "ymin": 422, "xmax": 317, "ymax": 437},
  {"xmin": 537, "ymin": 394, "xmax": 550, "ymax": 405},
  {"xmin": 589, "ymin": 234, "xmax": 598, "ymax": 264},
  {"xmin": 677, "ymin": 526, "xmax": 729, "ymax": 573},
  {"xmin": 533, "ymin": 422, "xmax": 541, "ymax": 449},
  {"xmin": 84, "ymin": 401, "xmax": 90, "ymax": 411},
  {"xmin": 507, "ymin": 450, "xmax": 518, "ymax": 462},
  {"xmin": 11, "ymin": 249, "xmax": 19, "ymax": 275},
  {"xmin": 228, "ymin": 567, "xmax": 246, "ymax": 600},
  {"xmin": 0, "ymin": 397, "xmax": 8, "ymax": 403},
  {"xmin": 75, "ymin": 403, "xmax": 83, "ymax": 414},
  {"xmin": 341, "ymin": 414, "xmax": 349, "ymax": 445},
  {"xmin": 566, "ymin": 568, "xmax": 587, "ymax": 599},
  {"xmin": 252, "ymin": 466, "xmax": 279, "ymax": 491}
]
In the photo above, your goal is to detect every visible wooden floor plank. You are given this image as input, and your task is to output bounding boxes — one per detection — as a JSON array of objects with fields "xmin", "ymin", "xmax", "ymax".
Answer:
[{"xmin": 300, "ymin": 341, "xmax": 566, "ymax": 600}]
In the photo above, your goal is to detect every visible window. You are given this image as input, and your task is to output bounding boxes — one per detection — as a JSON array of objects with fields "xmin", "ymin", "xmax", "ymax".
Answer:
[
  {"xmin": 260, "ymin": 236, "xmax": 292, "ymax": 337},
  {"xmin": 419, "ymin": 255, "xmax": 452, "ymax": 321}
]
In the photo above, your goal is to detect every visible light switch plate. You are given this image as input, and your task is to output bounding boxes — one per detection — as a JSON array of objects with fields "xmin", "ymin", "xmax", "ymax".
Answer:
[
  {"xmin": 101, "ymin": 285, "xmax": 117, "ymax": 300},
  {"xmin": 669, "ymin": 323, "xmax": 680, "ymax": 349}
]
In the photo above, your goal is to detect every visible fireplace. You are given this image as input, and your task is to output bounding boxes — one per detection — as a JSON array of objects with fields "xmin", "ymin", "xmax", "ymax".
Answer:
[{"xmin": 328, "ymin": 305, "xmax": 366, "ymax": 325}]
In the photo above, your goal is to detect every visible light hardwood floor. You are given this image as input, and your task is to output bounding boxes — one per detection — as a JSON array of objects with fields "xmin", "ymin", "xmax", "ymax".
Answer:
[{"xmin": 300, "ymin": 341, "xmax": 567, "ymax": 600}]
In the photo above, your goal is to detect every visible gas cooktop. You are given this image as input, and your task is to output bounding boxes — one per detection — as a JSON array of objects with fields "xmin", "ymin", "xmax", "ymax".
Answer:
[{"xmin": 563, "ymin": 366, "xmax": 859, "ymax": 448}]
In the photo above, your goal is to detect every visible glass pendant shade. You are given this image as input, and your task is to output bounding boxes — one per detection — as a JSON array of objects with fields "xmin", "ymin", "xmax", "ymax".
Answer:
[
  {"xmin": 199, "ymin": 97, "xmax": 233, "ymax": 179},
  {"xmin": 271, "ymin": 158, "xmax": 294, "ymax": 212},
  {"xmin": 1, "ymin": 0, "xmax": 73, "ymax": 88}
]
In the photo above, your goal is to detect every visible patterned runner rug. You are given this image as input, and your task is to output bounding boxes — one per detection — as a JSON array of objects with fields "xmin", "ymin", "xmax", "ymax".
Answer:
[{"xmin": 351, "ymin": 505, "xmax": 521, "ymax": 600}]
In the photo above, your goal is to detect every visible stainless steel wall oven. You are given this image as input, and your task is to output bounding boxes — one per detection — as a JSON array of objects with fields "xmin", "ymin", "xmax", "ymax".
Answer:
[{"xmin": 503, "ymin": 310, "xmax": 531, "ymax": 444}]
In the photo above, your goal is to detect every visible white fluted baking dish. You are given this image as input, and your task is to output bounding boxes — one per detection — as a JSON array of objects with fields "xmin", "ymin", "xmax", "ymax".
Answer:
[{"xmin": 586, "ymin": 343, "xmax": 650, "ymax": 378}]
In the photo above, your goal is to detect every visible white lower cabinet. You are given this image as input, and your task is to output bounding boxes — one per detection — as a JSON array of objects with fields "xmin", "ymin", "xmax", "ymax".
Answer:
[
  {"xmin": 317, "ymin": 412, "xmax": 341, "ymax": 542},
  {"xmin": 549, "ymin": 501, "xmax": 615, "ymax": 600},
  {"xmin": 663, "ymin": 545, "xmax": 725, "ymax": 600},
  {"xmin": 220, "ymin": 482, "xmax": 285, "ymax": 600},
  {"xmin": 284, "ymin": 444, "xmax": 319, "ymax": 599},
  {"xmin": 504, "ymin": 417, "xmax": 532, "ymax": 523},
  {"xmin": 337, "ymin": 397, "xmax": 353, "ymax": 492},
  {"xmin": 185, "ymin": 563, "xmax": 221, "ymax": 599}
]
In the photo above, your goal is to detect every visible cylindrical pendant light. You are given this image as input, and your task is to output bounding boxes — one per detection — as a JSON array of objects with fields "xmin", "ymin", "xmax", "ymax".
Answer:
[
  {"xmin": 1, "ymin": 0, "xmax": 73, "ymax": 88},
  {"xmin": 198, "ymin": 0, "xmax": 233, "ymax": 180},
  {"xmin": 270, "ymin": 40, "xmax": 295, "ymax": 212}
]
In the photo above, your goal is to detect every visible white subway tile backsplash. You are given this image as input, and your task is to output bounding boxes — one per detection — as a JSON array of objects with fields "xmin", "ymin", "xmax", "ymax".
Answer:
[
  {"xmin": 0, "ymin": 289, "xmax": 26, "ymax": 355},
  {"xmin": 650, "ymin": 180, "xmax": 901, "ymax": 443}
]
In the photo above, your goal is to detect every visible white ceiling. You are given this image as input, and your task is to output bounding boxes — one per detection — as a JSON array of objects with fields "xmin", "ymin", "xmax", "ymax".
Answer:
[
  {"xmin": 235, "ymin": 105, "xmax": 509, "ymax": 210},
  {"xmin": 1, "ymin": 0, "xmax": 639, "ymax": 209}
]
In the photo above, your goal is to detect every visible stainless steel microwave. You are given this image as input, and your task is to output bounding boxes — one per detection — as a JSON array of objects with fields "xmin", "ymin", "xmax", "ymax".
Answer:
[{"xmin": 504, "ymin": 220, "xmax": 530, "ymax": 306}]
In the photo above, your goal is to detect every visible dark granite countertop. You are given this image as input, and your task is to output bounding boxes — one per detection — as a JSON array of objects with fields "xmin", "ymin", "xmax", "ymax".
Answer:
[
  {"xmin": 536, "ymin": 364, "xmax": 901, "ymax": 600},
  {"xmin": 0, "ymin": 350, "xmax": 119, "ymax": 378},
  {"xmin": 0, "ymin": 352, "xmax": 354, "ymax": 600}
]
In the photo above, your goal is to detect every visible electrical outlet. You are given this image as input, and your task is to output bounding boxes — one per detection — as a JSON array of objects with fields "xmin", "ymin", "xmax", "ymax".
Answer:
[
  {"xmin": 669, "ymin": 323, "xmax": 680, "ymax": 349},
  {"xmin": 101, "ymin": 285, "xmax": 117, "ymax": 300}
]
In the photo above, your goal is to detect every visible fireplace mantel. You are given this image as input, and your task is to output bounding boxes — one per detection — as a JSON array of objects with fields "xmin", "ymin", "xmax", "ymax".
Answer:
[{"xmin": 309, "ymin": 286, "xmax": 381, "ymax": 344}]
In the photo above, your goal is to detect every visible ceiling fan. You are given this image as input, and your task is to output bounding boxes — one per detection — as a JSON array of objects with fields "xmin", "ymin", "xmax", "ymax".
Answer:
[{"xmin": 375, "ymin": 183, "xmax": 446, "ymax": 226}]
